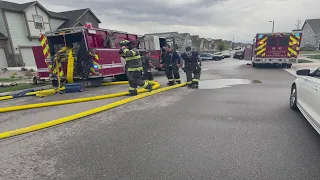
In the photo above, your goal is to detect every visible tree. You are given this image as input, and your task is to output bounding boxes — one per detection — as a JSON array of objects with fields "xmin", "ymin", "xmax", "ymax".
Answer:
[
  {"xmin": 218, "ymin": 42, "xmax": 226, "ymax": 52},
  {"xmin": 295, "ymin": 18, "xmax": 302, "ymax": 30}
]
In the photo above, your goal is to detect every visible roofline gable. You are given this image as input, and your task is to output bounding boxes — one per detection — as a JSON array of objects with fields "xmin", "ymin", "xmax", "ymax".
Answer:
[{"xmin": 76, "ymin": 8, "xmax": 102, "ymax": 23}]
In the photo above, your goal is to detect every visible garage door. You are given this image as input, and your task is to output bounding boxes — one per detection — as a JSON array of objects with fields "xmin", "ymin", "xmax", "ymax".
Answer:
[
  {"xmin": 20, "ymin": 47, "xmax": 36, "ymax": 66},
  {"xmin": 0, "ymin": 48, "xmax": 8, "ymax": 68}
]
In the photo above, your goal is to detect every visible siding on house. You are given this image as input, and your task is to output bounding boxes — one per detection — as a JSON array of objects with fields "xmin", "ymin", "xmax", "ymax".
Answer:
[
  {"xmin": 301, "ymin": 22, "xmax": 318, "ymax": 47},
  {"xmin": 0, "ymin": 11, "xmax": 8, "ymax": 36},
  {"xmin": 5, "ymin": 11, "xmax": 39, "ymax": 53},
  {"xmin": 50, "ymin": 18, "xmax": 66, "ymax": 30},
  {"xmin": 79, "ymin": 12, "xmax": 99, "ymax": 28},
  {"xmin": 25, "ymin": 5, "xmax": 51, "ymax": 36}
]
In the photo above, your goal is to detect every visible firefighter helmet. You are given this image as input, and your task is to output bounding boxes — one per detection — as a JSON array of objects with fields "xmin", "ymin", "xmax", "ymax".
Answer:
[
  {"xmin": 185, "ymin": 46, "xmax": 192, "ymax": 51},
  {"xmin": 119, "ymin": 40, "xmax": 132, "ymax": 46}
]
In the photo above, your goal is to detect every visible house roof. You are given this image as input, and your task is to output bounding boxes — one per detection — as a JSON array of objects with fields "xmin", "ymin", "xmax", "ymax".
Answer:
[
  {"xmin": 0, "ymin": 1, "xmax": 35, "ymax": 11},
  {"xmin": 194, "ymin": 38, "xmax": 204, "ymax": 45},
  {"xmin": 0, "ymin": 32, "xmax": 6, "ymax": 37},
  {"xmin": 57, "ymin": 8, "xmax": 102, "ymax": 28},
  {"xmin": 0, "ymin": 1, "xmax": 101, "ymax": 28},
  {"xmin": 178, "ymin": 33, "xmax": 190, "ymax": 38},
  {"xmin": 190, "ymin": 35, "xmax": 199, "ymax": 42},
  {"xmin": 304, "ymin": 19, "xmax": 320, "ymax": 35}
]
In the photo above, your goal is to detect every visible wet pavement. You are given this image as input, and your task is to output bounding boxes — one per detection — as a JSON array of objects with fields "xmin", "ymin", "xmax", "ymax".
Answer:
[{"xmin": 1, "ymin": 59, "xmax": 320, "ymax": 180}]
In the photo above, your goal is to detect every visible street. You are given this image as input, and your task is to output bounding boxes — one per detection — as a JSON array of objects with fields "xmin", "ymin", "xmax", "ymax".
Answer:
[{"xmin": 1, "ymin": 58, "xmax": 320, "ymax": 180}]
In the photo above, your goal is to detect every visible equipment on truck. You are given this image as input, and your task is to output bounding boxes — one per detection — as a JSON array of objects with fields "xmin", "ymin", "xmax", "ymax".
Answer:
[
  {"xmin": 252, "ymin": 30, "xmax": 302, "ymax": 68},
  {"xmin": 33, "ymin": 25, "xmax": 145, "ymax": 86}
]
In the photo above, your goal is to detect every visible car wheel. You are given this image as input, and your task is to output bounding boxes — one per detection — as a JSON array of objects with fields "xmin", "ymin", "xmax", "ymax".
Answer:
[
  {"xmin": 252, "ymin": 63, "xmax": 256, "ymax": 67},
  {"xmin": 287, "ymin": 64, "xmax": 292, "ymax": 68},
  {"xmin": 290, "ymin": 85, "xmax": 298, "ymax": 111}
]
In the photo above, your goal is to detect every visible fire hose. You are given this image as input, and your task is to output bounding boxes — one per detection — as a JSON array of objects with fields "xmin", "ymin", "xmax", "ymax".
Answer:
[{"xmin": 0, "ymin": 81, "xmax": 187, "ymax": 139}]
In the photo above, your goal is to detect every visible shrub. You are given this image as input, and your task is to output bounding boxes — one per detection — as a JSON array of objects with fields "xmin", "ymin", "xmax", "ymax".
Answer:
[
  {"xmin": 21, "ymin": 67, "xmax": 28, "ymax": 71},
  {"xmin": 24, "ymin": 71, "xmax": 35, "ymax": 79},
  {"xmin": 10, "ymin": 75, "xmax": 16, "ymax": 78},
  {"xmin": 29, "ymin": 68, "xmax": 35, "ymax": 72}
]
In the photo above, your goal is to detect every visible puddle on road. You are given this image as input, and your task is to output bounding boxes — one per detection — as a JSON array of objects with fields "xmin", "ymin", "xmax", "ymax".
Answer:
[{"xmin": 198, "ymin": 79, "xmax": 262, "ymax": 89}]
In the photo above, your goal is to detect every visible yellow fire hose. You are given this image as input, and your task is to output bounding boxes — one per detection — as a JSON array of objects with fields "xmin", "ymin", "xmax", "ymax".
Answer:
[
  {"xmin": 0, "ymin": 81, "xmax": 159, "ymax": 113},
  {"xmin": 66, "ymin": 49, "xmax": 74, "ymax": 83},
  {"xmin": 0, "ymin": 82, "xmax": 187, "ymax": 139}
]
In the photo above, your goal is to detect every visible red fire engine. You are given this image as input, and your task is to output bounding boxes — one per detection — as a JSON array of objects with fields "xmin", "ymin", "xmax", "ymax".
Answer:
[{"xmin": 32, "ymin": 25, "xmax": 145, "ymax": 86}]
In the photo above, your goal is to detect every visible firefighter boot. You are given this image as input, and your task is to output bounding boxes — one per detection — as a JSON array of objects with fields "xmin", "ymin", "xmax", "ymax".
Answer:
[
  {"xmin": 145, "ymin": 84, "xmax": 153, "ymax": 92},
  {"xmin": 192, "ymin": 82, "xmax": 199, "ymax": 89},
  {"xmin": 127, "ymin": 90, "xmax": 138, "ymax": 96},
  {"xmin": 167, "ymin": 81, "xmax": 175, "ymax": 86},
  {"xmin": 176, "ymin": 80, "xmax": 181, "ymax": 84}
]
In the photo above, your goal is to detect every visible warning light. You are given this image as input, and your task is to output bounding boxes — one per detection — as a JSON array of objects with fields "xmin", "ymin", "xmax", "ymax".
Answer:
[
  {"xmin": 295, "ymin": 33, "xmax": 300, "ymax": 37},
  {"xmin": 93, "ymin": 64, "xmax": 99, "ymax": 69},
  {"xmin": 258, "ymin": 34, "xmax": 263, "ymax": 39}
]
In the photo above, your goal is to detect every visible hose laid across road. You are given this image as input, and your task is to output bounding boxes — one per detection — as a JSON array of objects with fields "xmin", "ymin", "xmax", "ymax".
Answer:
[{"xmin": 0, "ymin": 81, "xmax": 187, "ymax": 139}]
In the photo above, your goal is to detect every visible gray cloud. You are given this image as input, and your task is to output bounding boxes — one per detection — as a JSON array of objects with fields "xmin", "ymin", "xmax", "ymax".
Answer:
[{"xmin": 9, "ymin": 0, "xmax": 320, "ymax": 42}]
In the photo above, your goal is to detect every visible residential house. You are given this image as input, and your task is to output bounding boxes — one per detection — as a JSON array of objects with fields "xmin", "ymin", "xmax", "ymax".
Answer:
[
  {"xmin": 0, "ymin": 1, "xmax": 101, "ymax": 67},
  {"xmin": 178, "ymin": 33, "xmax": 196, "ymax": 52},
  {"xmin": 223, "ymin": 40, "xmax": 232, "ymax": 49},
  {"xmin": 300, "ymin": 19, "xmax": 320, "ymax": 49},
  {"xmin": 190, "ymin": 35, "xmax": 208, "ymax": 52},
  {"xmin": 213, "ymin": 39, "xmax": 222, "ymax": 50},
  {"xmin": 144, "ymin": 32, "xmax": 193, "ymax": 53}
]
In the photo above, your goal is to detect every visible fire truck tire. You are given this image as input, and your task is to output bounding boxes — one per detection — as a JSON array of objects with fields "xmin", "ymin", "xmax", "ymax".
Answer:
[
  {"xmin": 114, "ymin": 74, "xmax": 128, "ymax": 81},
  {"xmin": 33, "ymin": 77, "xmax": 38, "ymax": 85},
  {"xmin": 0, "ymin": 82, "xmax": 187, "ymax": 139},
  {"xmin": 52, "ymin": 80, "xmax": 59, "ymax": 87}
]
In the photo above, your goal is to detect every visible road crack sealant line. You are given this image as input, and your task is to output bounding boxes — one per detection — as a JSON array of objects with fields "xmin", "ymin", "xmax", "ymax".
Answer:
[{"xmin": 0, "ymin": 82, "xmax": 187, "ymax": 140}]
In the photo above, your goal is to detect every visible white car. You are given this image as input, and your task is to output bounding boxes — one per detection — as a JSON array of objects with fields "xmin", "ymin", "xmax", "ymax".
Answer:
[{"xmin": 290, "ymin": 68, "xmax": 320, "ymax": 133}]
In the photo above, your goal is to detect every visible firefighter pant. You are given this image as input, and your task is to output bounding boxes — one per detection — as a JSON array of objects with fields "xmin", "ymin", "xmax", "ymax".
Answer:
[
  {"xmin": 126, "ymin": 70, "xmax": 149, "ymax": 91},
  {"xmin": 142, "ymin": 66, "xmax": 154, "ymax": 80},
  {"xmin": 185, "ymin": 63, "xmax": 201, "ymax": 86},
  {"xmin": 164, "ymin": 64, "xmax": 180, "ymax": 83}
]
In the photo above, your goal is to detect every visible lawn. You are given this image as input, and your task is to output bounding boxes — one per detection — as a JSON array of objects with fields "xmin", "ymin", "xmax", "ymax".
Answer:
[
  {"xmin": 298, "ymin": 59, "xmax": 314, "ymax": 63},
  {"xmin": 0, "ymin": 83, "xmax": 49, "ymax": 93},
  {"xmin": 306, "ymin": 55, "xmax": 320, "ymax": 60},
  {"xmin": 0, "ymin": 77, "xmax": 26, "ymax": 82},
  {"xmin": 300, "ymin": 51, "xmax": 320, "ymax": 55}
]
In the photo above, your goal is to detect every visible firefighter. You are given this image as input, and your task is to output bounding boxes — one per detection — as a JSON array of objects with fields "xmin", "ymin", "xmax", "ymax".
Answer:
[
  {"xmin": 181, "ymin": 46, "xmax": 202, "ymax": 88},
  {"xmin": 119, "ymin": 40, "xmax": 153, "ymax": 96},
  {"xmin": 142, "ymin": 51, "xmax": 154, "ymax": 81},
  {"xmin": 160, "ymin": 45, "xmax": 181, "ymax": 86}
]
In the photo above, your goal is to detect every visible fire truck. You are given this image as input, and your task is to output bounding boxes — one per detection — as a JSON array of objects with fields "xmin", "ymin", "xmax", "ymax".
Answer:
[
  {"xmin": 252, "ymin": 30, "xmax": 302, "ymax": 68},
  {"xmin": 138, "ymin": 35, "xmax": 178, "ymax": 71},
  {"xmin": 32, "ymin": 25, "xmax": 145, "ymax": 86}
]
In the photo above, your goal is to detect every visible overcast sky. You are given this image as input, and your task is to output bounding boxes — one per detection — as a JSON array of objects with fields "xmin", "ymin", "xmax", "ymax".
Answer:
[{"xmin": 9, "ymin": 0, "xmax": 320, "ymax": 43}]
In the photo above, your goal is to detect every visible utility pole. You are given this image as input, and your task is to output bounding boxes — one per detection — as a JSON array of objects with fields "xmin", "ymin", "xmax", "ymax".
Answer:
[
  {"xmin": 232, "ymin": 34, "xmax": 235, "ymax": 50},
  {"xmin": 269, "ymin": 20, "xmax": 275, "ymax": 32}
]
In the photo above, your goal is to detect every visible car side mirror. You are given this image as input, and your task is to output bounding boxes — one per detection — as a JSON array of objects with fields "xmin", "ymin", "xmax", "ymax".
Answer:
[{"xmin": 296, "ymin": 69, "xmax": 311, "ymax": 76}]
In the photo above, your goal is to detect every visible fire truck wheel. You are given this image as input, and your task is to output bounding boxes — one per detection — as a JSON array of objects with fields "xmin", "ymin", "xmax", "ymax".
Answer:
[
  {"xmin": 33, "ymin": 77, "xmax": 38, "ymax": 85},
  {"xmin": 52, "ymin": 80, "xmax": 59, "ymax": 87},
  {"xmin": 114, "ymin": 74, "xmax": 128, "ymax": 81}
]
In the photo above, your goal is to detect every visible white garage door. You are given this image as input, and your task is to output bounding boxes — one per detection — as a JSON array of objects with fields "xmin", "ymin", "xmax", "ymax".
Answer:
[
  {"xmin": 0, "ymin": 48, "xmax": 8, "ymax": 68},
  {"xmin": 20, "ymin": 47, "xmax": 36, "ymax": 66}
]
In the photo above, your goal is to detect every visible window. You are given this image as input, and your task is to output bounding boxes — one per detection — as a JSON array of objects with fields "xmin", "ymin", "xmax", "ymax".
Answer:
[
  {"xmin": 312, "ymin": 68, "xmax": 320, "ymax": 78},
  {"xmin": 267, "ymin": 38, "xmax": 277, "ymax": 46},
  {"xmin": 33, "ymin": 15, "xmax": 44, "ymax": 29},
  {"xmin": 279, "ymin": 38, "xmax": 289, "ymax": 46}
]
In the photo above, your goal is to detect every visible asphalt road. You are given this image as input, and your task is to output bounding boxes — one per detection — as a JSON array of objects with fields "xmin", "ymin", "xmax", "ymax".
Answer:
[{"xmin": 1, "ymin": 59, "xmax": 320, "ymax": 180}]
